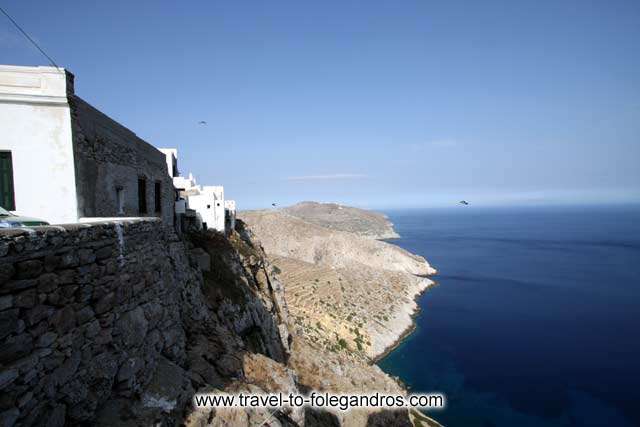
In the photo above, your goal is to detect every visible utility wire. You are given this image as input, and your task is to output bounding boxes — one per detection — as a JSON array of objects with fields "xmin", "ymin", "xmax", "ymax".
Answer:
[{"xmin": 0, "ymin": 5, "xmax": 60, "ymax": 69}]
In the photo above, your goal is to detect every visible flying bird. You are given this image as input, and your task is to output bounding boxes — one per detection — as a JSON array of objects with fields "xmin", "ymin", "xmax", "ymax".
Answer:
[
  {"xmin": 198, "ymin": 121, "xmax": 207, "ymax": 125},
  {"xmin": 272, "ymin": 203, "xmax": 277, "ymax": 207},
  {"xmin": 459, "ymin": 200, "xmax": 469, "ymax": 205}
]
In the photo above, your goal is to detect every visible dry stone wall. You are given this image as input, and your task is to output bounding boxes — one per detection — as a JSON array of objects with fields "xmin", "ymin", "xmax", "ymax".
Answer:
[{"xmin": 0, "ymin": 219, "xmax": 197, "ymax": 426}]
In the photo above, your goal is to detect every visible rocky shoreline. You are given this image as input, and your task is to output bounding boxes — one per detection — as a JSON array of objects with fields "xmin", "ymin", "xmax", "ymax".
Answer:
[
  {"xmin": 365, "ymin": 273, "xmax": 436, "ymax": 361},
  {"xmin": 371, "ymin": 276, "xmax": 436, "ymax": 365}
]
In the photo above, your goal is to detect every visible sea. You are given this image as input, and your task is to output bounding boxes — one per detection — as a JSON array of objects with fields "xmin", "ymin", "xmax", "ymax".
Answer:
[{"xmin": 378, "ymin": 205, "xmax": 640, "ymax": 427}]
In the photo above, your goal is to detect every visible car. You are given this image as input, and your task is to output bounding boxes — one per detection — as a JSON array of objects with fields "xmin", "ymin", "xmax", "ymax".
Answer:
[{"xmin": 0, "ymin": 206, "xmax": 49, "ymax": 228}]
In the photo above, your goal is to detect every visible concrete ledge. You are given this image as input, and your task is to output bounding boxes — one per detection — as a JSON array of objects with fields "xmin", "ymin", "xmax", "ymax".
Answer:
[
  {"xmin": 0, "ymin": 64, "xmax": 69, "ymax": 103},
  {"xmin": 78, "ymin": 217, "xmax": 162, "ymax": 224},
  {"xmin": 0, "ymin": 217, "xmax": 162, "ymax": 238}
]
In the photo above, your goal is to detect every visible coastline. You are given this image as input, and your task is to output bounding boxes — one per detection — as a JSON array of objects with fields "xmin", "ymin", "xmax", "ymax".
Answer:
[
  {"xmin": 371, "ymin": 276, "xmax": 436, "ymax": 364},
  {"xmin": 368, "ymin": 228, "xmax": 436, "ymax": 364},
  {"xmin": 239, "ymin": 205, "xmax": 438, "ymax": 368}
]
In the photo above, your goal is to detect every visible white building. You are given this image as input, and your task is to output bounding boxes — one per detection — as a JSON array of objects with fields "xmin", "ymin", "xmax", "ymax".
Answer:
[
  {"xmin": 187, "ymin": 186, "xmax": 226, "ymax": 232},
  {"xmin": 0, "ymin": 65, "xmax": 174, "ymax": 225},
  {"xmin": 159, "ymin": 148, "xmax": 178, "ymax": 179},
  {"xmin": 159, "ymin": 149, "xmax": 229, "ymax": 234},
  {"xmin": 158, "ymin": 148, "xmax": 187, "ymax": 215},
  {"xmin": 173, "ymin": 173, "xmax": 198, "ymax": 194},
  {"xmin": 0, "ymin": 65, "xmax": 235, "ymax": 233}
]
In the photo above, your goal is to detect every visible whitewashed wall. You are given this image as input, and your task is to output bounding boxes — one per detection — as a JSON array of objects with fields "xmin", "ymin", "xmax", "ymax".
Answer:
[
  {"xmin": 187, "ymin": 193, "xmax": 225, "ymax": 232},
  {"xmin": 159, "ymin": 148, "xmax": 178, "ymax": 178},
  {"xmin": 0, "ymin": 66, "xmax": 78, "ymax": 224}
]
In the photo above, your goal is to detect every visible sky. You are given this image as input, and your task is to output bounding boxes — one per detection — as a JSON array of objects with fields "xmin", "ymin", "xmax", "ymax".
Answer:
[{"xmin": 1, "ymin": 0, "xmax": 639, "ymax": 209}]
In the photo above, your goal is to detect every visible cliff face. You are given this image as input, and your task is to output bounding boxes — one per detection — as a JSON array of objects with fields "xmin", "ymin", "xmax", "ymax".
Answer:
[{"xmin": 187, "ymin": 222, "xmax": 292, "ymax": 364}]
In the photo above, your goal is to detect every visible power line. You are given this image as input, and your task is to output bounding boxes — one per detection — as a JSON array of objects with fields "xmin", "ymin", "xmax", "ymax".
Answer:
[{"xmin": 0, "ymin": 5, "xmax": 59, "ymax": 69}]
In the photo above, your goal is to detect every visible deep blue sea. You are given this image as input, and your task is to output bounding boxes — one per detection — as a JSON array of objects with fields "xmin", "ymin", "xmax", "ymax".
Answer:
[{"xmin": 378, "ymin": 205, "xmax": 640, "ymax": 427}]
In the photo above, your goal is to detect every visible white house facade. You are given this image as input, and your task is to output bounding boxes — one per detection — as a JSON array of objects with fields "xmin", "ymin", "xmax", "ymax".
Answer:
[
  {"xmin": 0, "ymin": 65, "xmax": 78, "ymax": 223},
  {"xmin": 159, "ymin": 149, "xmax": 233, "ymax": 234},
  {"xmin": 0, "ymin": 65, "xmax": 174, "ymax": 225},
  {"xmin": 187, "ymin": 189, "xmax": 225, "ymax": 232}
]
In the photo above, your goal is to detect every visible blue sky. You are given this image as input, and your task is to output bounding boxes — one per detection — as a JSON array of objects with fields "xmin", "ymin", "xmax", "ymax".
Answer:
[{"xmin": 2, "ymin": 0, "xmax": 639, "ymax": 209}]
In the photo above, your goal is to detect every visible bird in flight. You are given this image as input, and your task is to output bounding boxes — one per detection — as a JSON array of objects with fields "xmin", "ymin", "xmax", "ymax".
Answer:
[
  {"xmin": 198, "ymin": 121, "xmax": 207, "ymax": 125},
  {"xmin": 272, "ymin": 203, "xmax": 277, "ymax": 207},
  {"xmin": 459, "ymin": 200, "xmax": 469, "ymax": 205}
]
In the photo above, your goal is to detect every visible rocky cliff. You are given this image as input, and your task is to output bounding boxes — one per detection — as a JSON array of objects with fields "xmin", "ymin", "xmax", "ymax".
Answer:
[{"xmin": 0, "ymin": 217, "xmax": 423, "ymax": 427}]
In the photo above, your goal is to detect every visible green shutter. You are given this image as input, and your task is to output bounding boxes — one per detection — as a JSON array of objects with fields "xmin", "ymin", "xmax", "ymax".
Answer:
[{"xmin": 0, "ymin": 152, "xmax": 15, "ymax": 210}]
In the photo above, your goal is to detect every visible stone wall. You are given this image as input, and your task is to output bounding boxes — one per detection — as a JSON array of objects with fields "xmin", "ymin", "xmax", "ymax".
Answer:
[
  {"xmin": 0, "ymin": 218, "xmax": 295, "ymax": 427},
  {"xmin": 0, "ymin": 219, "xmax": 194, "ymax": 426},
  {"xmin": 69, "ymin": 94, "xmax": 174, "ymax": 226}
]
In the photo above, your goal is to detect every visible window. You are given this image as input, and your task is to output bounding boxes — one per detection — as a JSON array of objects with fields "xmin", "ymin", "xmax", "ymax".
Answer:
[
  {"xmin": 0, "ymin": 152, "xmax": 15, "ymax": 210},
  {"xmin": 116, "ymin": 186, "xmax": 125, "ymax": 214},
  {"xmin": 138, "ymin": 177, "xmax": 147, "ymax": 214},
  {"xmin": 154, "ymin": 181, "xmax": 162, "ymax": 213}
]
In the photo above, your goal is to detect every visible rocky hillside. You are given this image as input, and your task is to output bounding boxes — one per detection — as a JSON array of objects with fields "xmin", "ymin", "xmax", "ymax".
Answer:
[
  {"xmin": 185, "ymin": 222, "xmax": 422, "ymax": 427},
  {"xmin": 239, "ymin": 204, "xmax": 441, "ymax": 426},
  {"xmin": 282, "ymin": 202, "xmax": 400, "ymax": 239},
  {"xmin": 240, "ymin": 210, "xmax": 432, "ymax": 277},
  {"xmin": 239, "ymin": 205, "xmax": 437, "ymax": 362}
]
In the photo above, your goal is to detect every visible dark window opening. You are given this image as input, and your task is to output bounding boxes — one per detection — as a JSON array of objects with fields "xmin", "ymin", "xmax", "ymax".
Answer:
[
  {"xmin": 0, "ymin": 152, "xmax": 15, "ymax": 211},
  {"xmin": 138, "ymin": 177, "xmax": 147, "ymax": 214},
  {"xmin": 154, "ymin": 181, "xmax": 162, "ymax": 213},
  {"xmin": 207, "ymin": 204, "xmax": 211, "ymax": 209}
]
